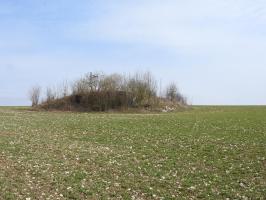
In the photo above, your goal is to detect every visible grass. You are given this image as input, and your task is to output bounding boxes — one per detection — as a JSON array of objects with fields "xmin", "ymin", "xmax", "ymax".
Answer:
[{"xmin": 0, "ymin": 106, "xmax": 265, "ymax": 199}]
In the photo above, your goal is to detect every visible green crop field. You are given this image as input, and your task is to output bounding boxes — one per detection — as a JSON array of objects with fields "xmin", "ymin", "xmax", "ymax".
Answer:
[{"xmin": 0, "ymin": 106, "xmax": 265, "ymax": 199}]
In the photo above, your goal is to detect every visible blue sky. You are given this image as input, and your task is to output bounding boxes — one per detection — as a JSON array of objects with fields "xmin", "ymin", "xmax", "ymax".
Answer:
[{"xmin": 0, "ymin": 0, "xmax": 266, "ymax": 105}]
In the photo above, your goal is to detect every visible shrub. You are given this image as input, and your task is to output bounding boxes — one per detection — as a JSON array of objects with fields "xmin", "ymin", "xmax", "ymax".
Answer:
[
  {"xmin": 166, "ymin": 83, "xmax": 187, "ymax": 105},
  {"xmin": 28, "ymin": 86, "xmax": 41, "ymax": 107}
]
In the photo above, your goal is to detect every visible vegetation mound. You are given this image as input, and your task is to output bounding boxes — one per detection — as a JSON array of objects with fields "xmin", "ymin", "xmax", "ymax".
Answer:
[{"xmin": 29, "ymin": 72, "xmax": 187, "ymax": 112}]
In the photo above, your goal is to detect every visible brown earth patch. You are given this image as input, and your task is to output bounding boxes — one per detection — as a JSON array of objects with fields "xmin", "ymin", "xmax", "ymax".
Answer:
[{"xmin": 0, "ymin": 131, "xmax": 16, "ymax": 137}]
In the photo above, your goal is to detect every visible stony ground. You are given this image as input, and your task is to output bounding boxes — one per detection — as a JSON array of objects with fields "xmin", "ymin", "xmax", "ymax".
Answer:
[{"xmin": 0, "ymin": 106, "xmax": 265, "ymax": 199}]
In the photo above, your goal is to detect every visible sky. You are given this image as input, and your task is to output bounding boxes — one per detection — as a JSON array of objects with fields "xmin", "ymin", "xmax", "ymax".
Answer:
[{"xmin": 0, "ymin": 0, "xmax": 266, "ymax": 105}]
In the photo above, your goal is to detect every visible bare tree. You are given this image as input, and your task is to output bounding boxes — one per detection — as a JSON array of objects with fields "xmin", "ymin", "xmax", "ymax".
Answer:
[
  {"xmin": 166, "ymin": 83, "xmax": 187, "ymax": 105},
  {"xmin": 46, "ymin": 87, "xmax": 56, "ymax": 102},
  {"xmin": 166, "ymin": 83, "xmax": 178, "ymax": 101},
  {"xmin": 62, "ymin": 80, "xmax": 69, "ymax": 97},
  {"xmin": 72, "ymin": 78, "xmax": 87, "ymax": 95},
  {"xmin": 29, "ymin": 86, "xmax": 41, "ymax": 107},
  {"xmin": 83, "ymin": 72, "xmax": 101, "ymax": 92},
  {"xmin": 126, "ymin": 72, "xmax": 157, "ymax": 106},
  {"xmin": 72, "ymin": 72, "xmax": 102, "ymax": 94},
  {"xmin": 99, "ymin": 73, "xmax": 123, "ymax": 92}
]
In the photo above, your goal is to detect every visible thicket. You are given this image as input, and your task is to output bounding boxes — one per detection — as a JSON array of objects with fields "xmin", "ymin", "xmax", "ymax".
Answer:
[{"xmin": 29, "ymin": 72, "xmax": 187, "ymax": 112}]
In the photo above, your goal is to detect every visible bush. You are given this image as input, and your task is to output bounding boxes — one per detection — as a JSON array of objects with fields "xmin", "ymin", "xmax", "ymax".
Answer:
[
  {"xmin": 28, "ymin": 86, "xmax": 41, "ymax": 107},
  {"xmin": 166, "ymin": 83, "xmax": 187, "ymax": 105}
]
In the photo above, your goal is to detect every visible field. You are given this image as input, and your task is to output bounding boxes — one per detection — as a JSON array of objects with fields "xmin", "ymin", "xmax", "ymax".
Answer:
[{"xmin": 0, "ymin": 106, "xmax": 265, "ymax": 199}]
